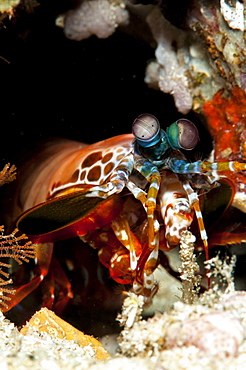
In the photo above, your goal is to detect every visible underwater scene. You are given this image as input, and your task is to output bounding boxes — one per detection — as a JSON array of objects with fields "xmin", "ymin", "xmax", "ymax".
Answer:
[{"xmin": 0, "ymin": 0, "xmax": 246, "ymax": 368}]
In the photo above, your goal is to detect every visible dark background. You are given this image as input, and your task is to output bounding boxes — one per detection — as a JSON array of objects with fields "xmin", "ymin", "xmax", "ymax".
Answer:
[
  {"xmin": 1, "ymin": 1, "xmax": 169, "ymax": 163},
  {"xmin": 0, "ymin": 0, "xmax": 210, "ymax": 165}
]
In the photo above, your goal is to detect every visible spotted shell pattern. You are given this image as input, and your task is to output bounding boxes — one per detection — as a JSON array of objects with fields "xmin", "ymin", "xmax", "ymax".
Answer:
[{"xmin": 48, "ymin": 134, "xmax": 134, "ymax": 198}]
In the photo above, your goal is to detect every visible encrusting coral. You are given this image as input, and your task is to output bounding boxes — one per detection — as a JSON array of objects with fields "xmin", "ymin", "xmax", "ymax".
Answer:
[
  {"xmin": 63, "ymin": 0, "xmax": 129, "ymax": 41},
  {"xmin": 145, "ymin": 7, "xmax": 193, "ymax": 114},
  {"xmin": 145, "ymin": 0, "xmax": 246, "ymax": 113},
  {"xmin": 117, "ymin": 257, "xmax": 246, "ymax": 369}
]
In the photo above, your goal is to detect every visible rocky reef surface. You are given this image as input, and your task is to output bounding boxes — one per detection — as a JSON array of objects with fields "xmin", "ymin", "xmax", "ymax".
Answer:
[
  {"xmin": 1, "ymin": 1, "xmax": 246, "ymax": 369},
  {"xmin": 2, "ymin": 285, "xmax": 246, "ymax": 369}
]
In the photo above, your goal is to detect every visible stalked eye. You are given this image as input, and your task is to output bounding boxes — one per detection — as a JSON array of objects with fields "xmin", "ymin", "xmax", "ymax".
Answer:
[
  {"xmin": 166, "ymin": 119, "xmax": 199, "ymax": 150},
  {"xmin": 132, "ymin": 114, "xmax": 161, "ymax": 148}
]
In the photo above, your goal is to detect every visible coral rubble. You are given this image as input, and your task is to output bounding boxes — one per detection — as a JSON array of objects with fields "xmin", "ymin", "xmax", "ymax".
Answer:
[
  {"xmin": 0, "ymin": 309, "xmax": 108, "ymax": 369},
  {"xmin": 20, "ymin": 308, "xmax": 110, "ymax": 360},
  {"xmin": 3, "ymin": 288, "xmax": 246, "ymax": 369},
  {"xmin": 118, "ymin": 289, "xmax": 246, "ymax": 369}
]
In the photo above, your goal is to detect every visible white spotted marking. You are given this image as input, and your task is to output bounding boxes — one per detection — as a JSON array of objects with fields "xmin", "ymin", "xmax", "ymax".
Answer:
[
  {"xmin": 119, "ymin": 230, "xmax": 128, "ymax": 241},
  {"xmin": 200, "ymin": 229, "xmax": 208, "ymax": 240},
  {"xmin": 196, "ymin": 210, "xmax": 203, "ymax": 219},
  {"xmin": 149, "ymin": 182, "xmax": 159, "ymax": 190},
  {"xmin": 229, "ymin": 162, "xmax": 235, "ymax": 171},
  {"xmin": 211, "ymin": 163, "xmax": 218, "ymax": 170},
  {"xmin": 147, "ymin": 197, "xmax": 157, "ymax": 204}
]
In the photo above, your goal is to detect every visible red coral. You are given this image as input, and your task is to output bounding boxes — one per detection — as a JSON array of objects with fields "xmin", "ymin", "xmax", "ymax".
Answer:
[{"xmin": 203, "ymin": 87, "xmax": 246, "ymax": 192}]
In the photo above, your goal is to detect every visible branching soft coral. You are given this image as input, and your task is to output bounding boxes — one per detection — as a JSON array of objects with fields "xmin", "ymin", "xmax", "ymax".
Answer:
[
  {"xmin": 0, "ymin": 163, "xmax": 36, "ymax": 310},
  {"xmin": 0, "ymin": 226, "xmax": 36, "ymax": 309},
  {"xmin": 0, "ymin": 163, "xmax": 16, "ymax": 186}
]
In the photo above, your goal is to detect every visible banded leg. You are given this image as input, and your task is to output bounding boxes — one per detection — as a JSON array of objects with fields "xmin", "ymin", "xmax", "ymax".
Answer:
[
  {"xmin": 133, "ymin": 244, "xmax": 159, "ymax": 304},
  {"xmin": 126, "ymin": 181, "xmax": 147, "ymax": 206},
  {"xmin": 159, "ymin": 172, "xmax": 194, "ymax": 249},
  {"xmin": 169, "ymin": 159, "xmax": 246, "ymax": 177},
  {"xmin": 182, "ymin": 182, "xmax": 209, "ymax": 261},
  {"xmin": 83, "ymin": 215, "xmax": 142, "ymax": 285},
  {"xmin": 86, "ymin": 227, "xmax": 135, "ymax": 285},
  {"xmin": 134, "ymin": 161, "xmax": 161, "ymax": 250},
  {"xmin": 111, "ymin": 215, "xmax": 142, "ymax": 271},
  {"xmin": 111, "ymin": 205, "xmax": 159, "ymax": 302}
]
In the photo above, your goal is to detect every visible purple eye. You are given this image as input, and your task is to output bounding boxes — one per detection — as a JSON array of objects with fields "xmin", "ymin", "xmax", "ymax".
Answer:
[
  {"xmin": 166, "ymin": 119, "xmax": 199, "ymax": 150},
  {"xmin": 132, "ymin": 114, "xmax": 161, "ymax": 147},
  {"xmin": 177, "ymin": 119, "xmax": 199, "ymax": 150}
]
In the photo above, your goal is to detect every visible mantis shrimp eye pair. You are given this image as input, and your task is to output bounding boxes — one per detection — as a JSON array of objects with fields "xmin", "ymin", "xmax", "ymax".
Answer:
[{"xmin": 132, "ymin": 113, "xmax": 199, "ymax": 150}]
